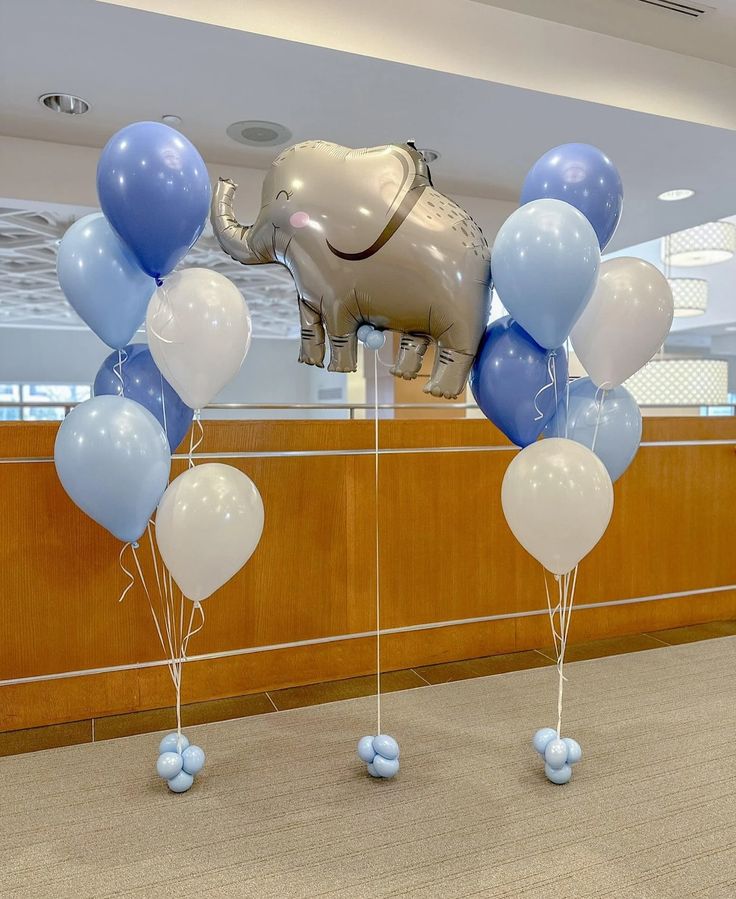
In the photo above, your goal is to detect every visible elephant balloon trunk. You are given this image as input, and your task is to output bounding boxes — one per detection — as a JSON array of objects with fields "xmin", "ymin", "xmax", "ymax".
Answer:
[{"xmin": 210, "ymin": 179, "xmax": 265, "ymax": 265}]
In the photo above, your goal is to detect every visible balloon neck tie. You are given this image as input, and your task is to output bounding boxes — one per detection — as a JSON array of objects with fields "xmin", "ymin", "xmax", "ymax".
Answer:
[
  {"xmin": 117, "ymin": 542, "xmax": 136, "ymax": 603},
  {"xmin": 155, "ymin": 277, "xmax": 164, "ymax": 287},
  {"xmin": 188, "ymin": 410, "xmax": 203, "ymax": 469}
]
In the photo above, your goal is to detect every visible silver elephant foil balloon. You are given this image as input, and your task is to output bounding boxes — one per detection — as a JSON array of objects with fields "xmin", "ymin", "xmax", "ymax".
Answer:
[{"xmin": 211, "ymin": 141, "xmax": 491, "ymax": 398}]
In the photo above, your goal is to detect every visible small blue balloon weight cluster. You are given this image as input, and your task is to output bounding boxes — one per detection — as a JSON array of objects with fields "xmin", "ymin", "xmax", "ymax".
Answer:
[
  {"xmin": 357, "ymin": 323, "xmax": 386, "ymax": 351},
  {"xmin": 156, "ymin": 732, "xmax": 206, "ymax": 794},
  {"xmin": 357, "ymin": 734, "xmax": 400, "ymax": 779},
  {"xmin": 533, "ymin": 727, "xmax": 582, "ymax": 785}
]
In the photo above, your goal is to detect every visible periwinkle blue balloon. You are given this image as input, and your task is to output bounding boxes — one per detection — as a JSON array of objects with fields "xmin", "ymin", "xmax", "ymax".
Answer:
[
  {"xmin": 181, "ymin": 745, "xmax": 206, "ymax": 776},
  {"xmin": 372, "ymin": 735, "xmax": 399, "ymax": 761},
  {"xmin": 94, "ymin": 344, "xmax": 193, "ymax": 452},
  {"xmin": 372, "ymin": 755, "xmax": 400, "ymax": 779},
  {"xmin": 97, "ymin": 122, "xmax": 211, "ymax": 279},
  {"xmin": 366, "ymin": 762, "xmax": 381, "ymax": 778},
  {"xmin": 544, "ymin": 738, "xmax": 569, "ymax": 770},
  {"xmin": 159, "ymin": 732, "xmax": 190, "ymax": 755},
  {"xmin": 56, "ymin": 213, "xmax": 153, "ymax": 349},
  {"xmin": 532, "ymin": 727, "xmax": 558, "ymax": 756},
  {"xmin": 470, "ymin": 317, "xmax": 567, "ymax": 447},
  {"xmin": 521, "ymin": 143, "xmax": 623, "ymax": 250},
  {"xmin": 563, "ymin": 737, "xmax": 582, "ymax": 765},
  {"xmin": 54, "ymin": 396, "xmax": 170, "ymax": 543},
  {"xmin": 357, "ymin": 324, "xmax": 374, "ymax": 343},
  {"xmin": 357, "ymin": 735, "xmax": 376, "ymax": 764},
  {"xmin": 492, "ymin": 199, "xmax": 600, "ymax": 349},
  {"xmin": 167, "ymin": 770, "xmax": 194, "ymax": 793},
  {"xmin": 545, "ymin": 763, "xmax": 572, "ymax": 785},
  {"xmin": 365, "ymin": 330, "xmax": 386, "ymax": 350},
  {"xmin": 156, "ymin": 751, "xmax": 183, "ymax": 781},
  {"xmin": 545, "ymin": 378, "xmax": 642, "ymax": 482}
]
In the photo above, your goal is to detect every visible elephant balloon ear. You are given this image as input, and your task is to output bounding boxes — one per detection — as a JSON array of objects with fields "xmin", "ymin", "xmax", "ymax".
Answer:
[{"xmin": 324, "ymin": 144, "xmax": 426, "ymax": 261}]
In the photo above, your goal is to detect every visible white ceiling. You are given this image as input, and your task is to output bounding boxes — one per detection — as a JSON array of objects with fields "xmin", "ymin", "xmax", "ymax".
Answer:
[{"xmin": 473, "ymin": 0, "xmax": 736, "ymax": 67}]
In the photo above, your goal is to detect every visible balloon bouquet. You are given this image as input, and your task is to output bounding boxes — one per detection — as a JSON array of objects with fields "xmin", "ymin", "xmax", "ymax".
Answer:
[
  {"xmin": 54, "ymin": 122, "xmax": 265, "ymax": 793},
  {"xmin": 471, "ymin": 144, "xmax": 674, "ymax": 784}
]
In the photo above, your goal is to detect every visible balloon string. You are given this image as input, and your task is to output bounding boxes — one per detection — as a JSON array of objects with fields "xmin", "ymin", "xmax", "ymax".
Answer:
[
  {"xmin": 188, "ymin": 410, "xmax": 203, "ymax": 469},
  {"xmin": 117, "ymin": 542, "xmax": 136, "ymax": 603},
  {"xmin": 159, "ymin": 371, "xmax": 169, "ymax": 442},
  {"xmin": 564, "ymin": 339, "xmax": 571, "ymax": 440},
  {"xmin": 591, "ymin": 387, "xmax": 608, "ymax": 454},
  {"xmin": 131, "ymin": 542, "xmax": 178, "ymax": 689},
  {"xmin": 113, "ymin": 348, "xmax": 128, "ymax": 396},
  {"xmin": 148, "ymin": 280, "xmax": 177, "ymax": 344},
  {"xmin": 373, "ymin": 350, "xmax": 382, "ymax": 735},
  {"xmin": 533, "ymin": 350, "xmax": 557, "ymax": 425},
  {"xmin": 555, "ymin": 565, "xmax": 578, "ymax": 737}
]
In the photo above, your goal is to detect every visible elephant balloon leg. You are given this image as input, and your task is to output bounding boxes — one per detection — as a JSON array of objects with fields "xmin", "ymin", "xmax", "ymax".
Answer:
[
  {"xmin": 327, "ymin": 331, "xmax": 359, "ymax": 373},
  {"xmin": 298, "ymin": 298, "xmax": 326, "ymax": 367},
  {"xmin": 391, "ymin": 334, "xmax": 430, "ymax": 380},
  {"xmin": 426, "ymin": 346, "xmax": 474, "ymax": 399}
]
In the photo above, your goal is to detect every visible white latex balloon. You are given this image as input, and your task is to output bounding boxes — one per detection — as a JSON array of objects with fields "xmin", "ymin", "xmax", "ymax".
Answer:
[
  {"xmin": 155, "ymin": 463, "xmax": 264, "ymax": 602},
  {"xmin": 501, "ymin": 438, "xmax": 613, "ymax": 576},
  {"xmin": 571, "ymin": 257, "xmax": 673, "ymax": 388},
  {"xmin": 147, "ymin": 268, "xmax": 252, "ymax": 410}
]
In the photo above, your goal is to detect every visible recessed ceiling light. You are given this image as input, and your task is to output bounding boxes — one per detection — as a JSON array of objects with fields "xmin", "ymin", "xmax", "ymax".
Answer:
[
  {"xmin": 657, "ymin": 188, "xmax": 695, "ymax": 202},
  {"xmin": 418, "ymin": 148, "xmax": 440, "ymax": 164},
  {"xmin": 226, "ymin": 120, "xmax": 292, "ymax": 147},
  {"xmin": 38, "ymin": 93, "xmax": 89, "ymax": 115},
  {"xmin": 161, "ymin": 114, "xmax": 182, "ymax": 126}
]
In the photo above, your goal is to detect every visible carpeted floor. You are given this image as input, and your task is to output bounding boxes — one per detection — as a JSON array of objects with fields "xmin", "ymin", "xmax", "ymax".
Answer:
[{"xmin": 3, "ymin": 637, "xmax": 736, "ymax": 898}]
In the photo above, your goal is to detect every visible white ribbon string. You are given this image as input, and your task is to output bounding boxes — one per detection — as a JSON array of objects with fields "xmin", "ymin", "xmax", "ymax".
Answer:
[
  {"xmin": 553, "ymin": 565, "xmax": 579, "ymax": 737},
  {"xmin": 159, "ymin": 371, "xmax": 169, "ymax": 443},
  {"xmin": 188, "ymin": 410, "xmax": 204, "ymax": 469},
  {"xmin": 373, "ymin": 350, "xmax": 382, "ymax": 735},
  {"xmin": 532, "ymin": 351, "xmax": 557, "ymax": 424},
  {"xmin": 564, "ymin": 339, "xmax": 571, "ymax": 440},
  {"xmin": 117, "ymin": 542, "xmax": 136, "ymax": 603},
  {"xmin": 113, "ymin": 348, "xmax": 128, "ymax": 396},
  {"xmin": 591, "ymin": 386, "xmax": 609, "ymax": 454}
]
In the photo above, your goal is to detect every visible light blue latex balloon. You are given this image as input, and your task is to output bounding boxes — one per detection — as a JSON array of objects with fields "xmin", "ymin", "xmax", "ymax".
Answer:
[
  {"xmin": 366, "ymin": 762, "xmax": 381, "ymax": 778},
  {"xmin": 544, "ymin": 738, "xmax": 569, "ymax": 770},
  {"xmin": 57, "ymin": 213, "xmax": 153, "ymax": 349},
  {"xmin": 545, "ymin": 378, "xmax": 642, "ymax": 482},
  {"xmin": 357, "ymin": 325, "xmax": 374, "ymax": 343},
  {"xmin": 159, "ymin": 732, "xmax": 190, "ymax": 755},
  {"xmin": 365, "ymin": 330, "xmax": 386, "ymax": 350},
  {"xmin": 532, "ymin": 727, "xmax": 557, "ymax": 756},
  {"xmin": 357, "ymin": 735, "xmax": 376, "ymax": 764},
  {"xmin": 167, "ymin": 770, "xmax": 194, "ymax": 793},
  {"xmin": 54, "ymin": 396, "xmax": 170, "ymax": 543},
  {"xmin": 563, "ymin": 737, "xmax": 582, "ymax": 765},
  {"xmin": 156, "ymin": 751, "xmax": 183, "ymax": 780},
  {"xmin": 545, "ymin": 763, "xmax": 572, "ymax": 785},
  {"xmin": 372, "ymin": 735, "xmax": 399, "ymax": 761},
  {"xmin": 372, "ymin": 755, "xmax": 400, "ymax": 779},
  {"xmin": 492, "ymin": 199, "xmax": 600, "ymax": 349},
  {"xmin": 181, "ymin": 745, "xmax": 206, "ymax": 776}
]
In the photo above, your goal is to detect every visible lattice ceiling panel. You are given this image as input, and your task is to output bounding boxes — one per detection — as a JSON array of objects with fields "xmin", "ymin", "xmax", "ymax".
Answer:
[{"xmin": 0, "ymin": 206, "xmax": 300, "ymax": 338}]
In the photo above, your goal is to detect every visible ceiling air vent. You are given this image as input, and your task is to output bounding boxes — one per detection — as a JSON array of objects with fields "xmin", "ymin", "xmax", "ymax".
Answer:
[{"xmin": 636, "ymin": 0, "xmax": 712, "ymax": 17}]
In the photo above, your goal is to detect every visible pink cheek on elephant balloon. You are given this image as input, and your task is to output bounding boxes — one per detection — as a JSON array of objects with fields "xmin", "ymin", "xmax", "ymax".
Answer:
[{"xmin": 289, "ymin": 211, "xmax": 310, "ymax": 229}]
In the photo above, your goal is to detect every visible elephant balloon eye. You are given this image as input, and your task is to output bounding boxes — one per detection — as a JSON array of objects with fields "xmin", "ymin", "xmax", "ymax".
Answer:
[{"xmin": 276, "ymin": 190, "xmax": 292, "ymax": 201}]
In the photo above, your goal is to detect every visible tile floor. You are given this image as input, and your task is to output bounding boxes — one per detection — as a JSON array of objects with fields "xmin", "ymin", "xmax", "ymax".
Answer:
[{"xmin": 3, "ymin": 619, "xmax": 736, "ymax": 757}]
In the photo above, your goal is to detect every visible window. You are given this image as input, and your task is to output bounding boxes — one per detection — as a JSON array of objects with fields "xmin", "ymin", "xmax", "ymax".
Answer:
[{"xmin": 0, "ymin": 383, "xmax": 91, "ymax": 421}]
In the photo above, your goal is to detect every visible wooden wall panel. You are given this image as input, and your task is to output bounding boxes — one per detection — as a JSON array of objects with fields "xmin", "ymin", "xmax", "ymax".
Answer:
[{"xmin": 0, "ymin": 416, "xmax": 735, "ymax": 731}]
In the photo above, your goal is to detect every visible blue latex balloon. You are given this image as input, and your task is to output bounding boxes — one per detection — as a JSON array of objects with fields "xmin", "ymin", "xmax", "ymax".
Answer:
[
  {"xmin": 469, "ymin": 317, "xmax": 567, "ymax": 448},
  {"xmin": 181, "ymin": 745, "xmax": 206, "ymax": 776},
  {"xmin": 372, "ymin": 755, "xmax": 400, "ymax": 779},
  {"xmin": 366, "ymin": 762, "xmax": 381, "ymax": 778},
  {"xmin": 532, "ymin": 727, "xmax": 557, "ymax": 756},
  {"xmin": 545, "ymin": 763, "xmax": 572, "ymax": 785},
  {"xmin": 357, "ymin": 735, "xmax": 376, "ymax": 764},
  {"xmin": 167, "ymin": 770, "xmax": 194, "ymax": 793},
  {"xmin": 54, "ymin": 396, "xmax": 170, "ymax": 543},
  {"xmin": 94, "ymin": 344, "xmax": 193, "ymax": 452},
  {"xmin": 156, "ymin": 751, "xmax": 183, "ymax": 781},
  {"xmin": 372, "ymin": 735, "xmax": 399, "ymax": 761},
  {"xmin": 97, "ymin": 122, "xmax": 211, "ymax": 279},
  {"xmin": 492, "ymin": 199, "xmax": 600, "ymax": 349},
  {"xmin": 521, "ymin": 143, "xmax": 623, "ymax": 250},
  {"xmin": 545, "ymin": 378, "xmax": 641, "ymax": 482},
  {"xmin": 544, "ymin": 738, "xmax": 569, "ymax": 770},
  {"xmin": 159, "ymin": 732, "xmax": 190, "ymax": 755},
  {"xmin": 563, "ymin": 737, "xmax": 582, "ymax": 765},
  {"xmin": 56, "ymin": 214, "xmax": 153, "ymax": 349},
  {"xmin": 365, "ymin": 330, "xmax": 386, "ymax": 350}
]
